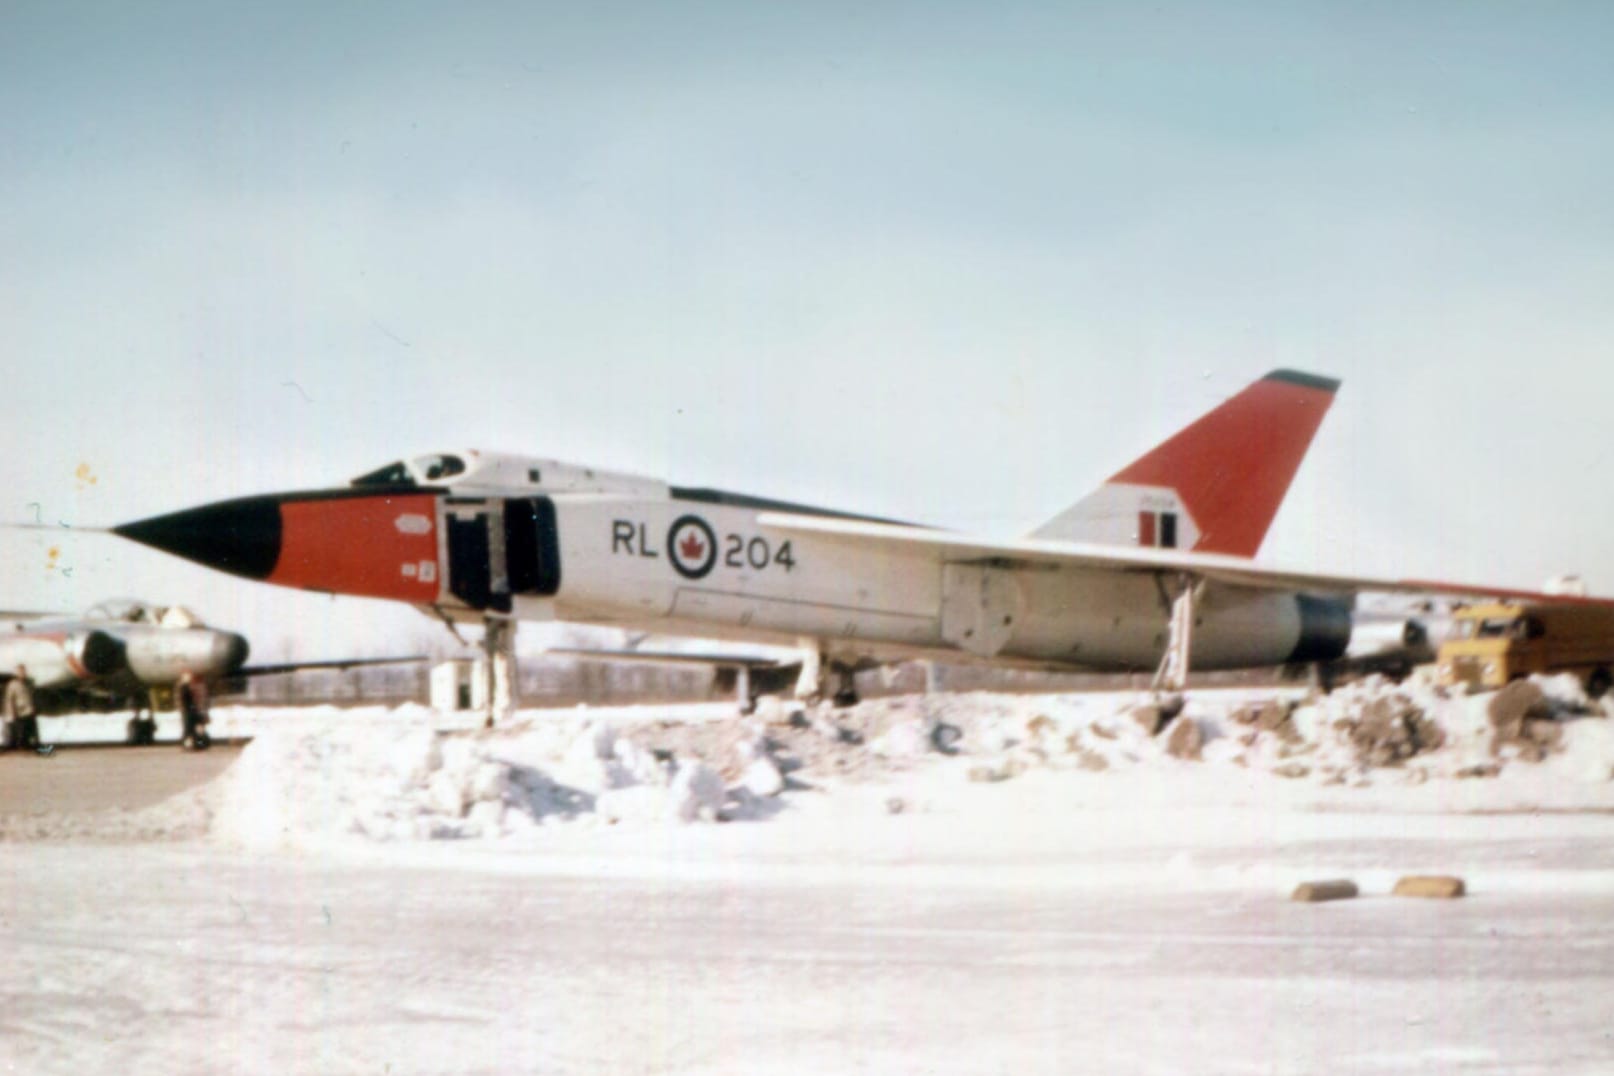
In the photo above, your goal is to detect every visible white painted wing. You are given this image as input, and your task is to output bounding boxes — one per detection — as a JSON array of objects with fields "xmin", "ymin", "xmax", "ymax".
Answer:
[{"xmin": 754, "ymin": 512, "xmax": 1614, "ymax": 607}]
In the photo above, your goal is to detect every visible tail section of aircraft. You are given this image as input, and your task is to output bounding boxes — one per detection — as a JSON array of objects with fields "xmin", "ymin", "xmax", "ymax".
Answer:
[{"xmin": 1028, "ymin": 369, "xmax": 1339, "ymax": 557}]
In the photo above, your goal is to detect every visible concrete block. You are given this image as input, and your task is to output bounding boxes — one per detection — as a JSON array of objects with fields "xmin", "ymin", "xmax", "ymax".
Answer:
[
  {"xmin": 1393, "ymin": 875, "xmax": 1465, "ymax": 899},
  {"xmin": 1291, "ymin": 879, "xmax": 1359, "ymax": 903}
]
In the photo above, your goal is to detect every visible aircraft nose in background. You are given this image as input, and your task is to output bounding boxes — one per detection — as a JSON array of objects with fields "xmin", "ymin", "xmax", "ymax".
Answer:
[
  {"xmin": 114, "ymin": 495, "xmax": 283, "ymax": 581},
  {"xmin": 218, "ymin": 632, "xmax": 250, "ymax": 673},
  {"xmin": 75, "ymin": 629, "xmax": 128, "ymax": 678}
]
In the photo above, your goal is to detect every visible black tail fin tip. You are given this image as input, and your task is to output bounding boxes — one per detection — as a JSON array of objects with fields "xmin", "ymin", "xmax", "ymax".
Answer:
[{"xmin": 1264, "ymin": 369, "xmax": 1341, "ymax": 393}]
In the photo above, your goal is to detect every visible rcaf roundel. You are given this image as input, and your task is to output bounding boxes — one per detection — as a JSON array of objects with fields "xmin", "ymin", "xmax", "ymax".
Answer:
[{"xmin": 667, "ymin": 514, "xmax": 717, "ymax": 580}]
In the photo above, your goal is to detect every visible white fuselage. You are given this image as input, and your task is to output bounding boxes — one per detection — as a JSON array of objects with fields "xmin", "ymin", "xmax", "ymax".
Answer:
[
  {"xmin": 543, "ymin": 495, "xmax": 1311, "ymax": 671},
  {"xmin": 404, "ymin": 449, "xmax": 1328, "ymax": 672}
]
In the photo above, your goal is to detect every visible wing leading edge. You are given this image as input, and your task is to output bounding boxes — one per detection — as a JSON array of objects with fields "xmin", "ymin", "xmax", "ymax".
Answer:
[
  {"xmin": 234, "ymin": 655, "xmax": 428, "ymax": 678},
  {"xmin": 755, "ymin": 512, "xmax": 1614, "ymax": 608}
]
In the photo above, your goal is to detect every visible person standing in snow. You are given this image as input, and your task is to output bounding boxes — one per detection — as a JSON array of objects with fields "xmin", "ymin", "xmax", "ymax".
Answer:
[
  {"xmin": 177, "ymin": 669, "xmax": 211, "ymax": 750},
  {"xmin": 3, "ymin": 665, "xmax": 40, "ymax": 751}
]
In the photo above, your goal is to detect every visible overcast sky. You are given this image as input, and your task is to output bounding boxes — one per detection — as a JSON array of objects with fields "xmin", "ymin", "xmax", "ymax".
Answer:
[{"xmin": 3, "ymin": 1, "xmax": 1613, "ymax": 658}]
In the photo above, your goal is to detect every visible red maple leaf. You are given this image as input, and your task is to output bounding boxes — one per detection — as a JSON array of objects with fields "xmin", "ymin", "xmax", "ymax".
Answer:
[{"xmin": 678, "ymin": 530, "xmax": 706, "ymax": 561}]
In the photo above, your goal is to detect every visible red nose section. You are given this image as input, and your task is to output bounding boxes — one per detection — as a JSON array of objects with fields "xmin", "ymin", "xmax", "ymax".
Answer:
[
  {"xmin": 273, "ymin": 495, "xmax": 442, "ymax": 601},
  {"xmin": 117, "ymin": 492, "xmax": 444, "ymax": 602}
]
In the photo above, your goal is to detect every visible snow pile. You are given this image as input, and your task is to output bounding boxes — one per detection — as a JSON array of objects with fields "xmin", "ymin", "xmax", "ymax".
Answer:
[
  {"xmin": 1281, "ymin": 676, "xmax": 1614, "ymax": 784},
  {"xmin": 211, "ymin": 726, "xmax": 587, "ymax": 848},
  {"xmin": 189, "ymin": 674, "xmax": 1614, "ymax": 848},
  {"xmin": 595, "ymin": 760, "xmax": 727, "ymax": 825},
  {"xmin": 559, "ymin": 720, "xmax": 735, "ymax": 824},
  {"xmin": 868, "ymin": 716, "xmax": 937, "ymax": 758},
  {"xmin": 939, "ymin": 691, "xmax": 1185, "ymax": 774},
  {"xmin": 934, "ymin": 676, "xmax": 1614, "ymax": 793},
  {"xmin": 210, "ymin": 716, "xmax": 792, "ymax": 847}
]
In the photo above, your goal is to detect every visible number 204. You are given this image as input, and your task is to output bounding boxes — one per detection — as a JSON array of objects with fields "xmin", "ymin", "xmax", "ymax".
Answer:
[{"xmin": 724, "ymin": 535, "xmax": 796, "ymax": 572}]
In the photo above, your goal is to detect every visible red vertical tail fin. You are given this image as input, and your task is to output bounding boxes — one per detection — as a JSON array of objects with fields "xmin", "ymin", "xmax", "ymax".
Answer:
[{"xmin": 1029, "ymin": 369, "xmax": 1340, "ymax": 557}]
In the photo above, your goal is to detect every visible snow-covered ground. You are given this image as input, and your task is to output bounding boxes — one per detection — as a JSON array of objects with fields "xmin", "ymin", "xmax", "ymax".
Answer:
[{"xmin": 5, "ymin": 678, "xmax": 1614, "ymax": 1074}]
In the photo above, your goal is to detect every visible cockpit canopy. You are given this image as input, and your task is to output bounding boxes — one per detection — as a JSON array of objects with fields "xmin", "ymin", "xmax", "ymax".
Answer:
[
  {"xmin": 351, "ymin": 453, "xmax": 467, "ymax": 487},
  {"xmin": 348, "ymin": 450, "xmax": 667, "ymax": 497},
  {"xmin": 84, "ymin": 599, "xmax": 202, "ymax": 629}
]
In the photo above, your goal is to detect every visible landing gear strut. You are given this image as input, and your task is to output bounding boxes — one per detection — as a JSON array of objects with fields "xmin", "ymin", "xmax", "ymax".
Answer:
[
  {"xmin": 793, "ymin": 642, "xmax": 821, "ymax": 705},
  {"xmin": 1150, "ymin": 573, "xmax": 1204, "ymax": 712},
  {"xmin": 482, "ymin": 616, "xmax": 517, "ymax": 728},
  {"xmin": 793, "ymin": 641, "xmax": 860, "ymax": 708}
]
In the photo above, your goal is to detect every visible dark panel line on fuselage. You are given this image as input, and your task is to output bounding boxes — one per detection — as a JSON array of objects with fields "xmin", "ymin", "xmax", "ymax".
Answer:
[
  {"xmin": 668, "ymin": 487, "xmax": 923, "ymax": 528},
  {"xmin": 673, "ymin": 585, "xmax": 937, "ymax": 624}
]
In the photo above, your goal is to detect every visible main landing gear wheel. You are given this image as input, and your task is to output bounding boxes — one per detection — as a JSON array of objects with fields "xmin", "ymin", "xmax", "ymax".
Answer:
[{"xmin": 126, "ymin": 717, "xmax": 157, "ymax": 745}]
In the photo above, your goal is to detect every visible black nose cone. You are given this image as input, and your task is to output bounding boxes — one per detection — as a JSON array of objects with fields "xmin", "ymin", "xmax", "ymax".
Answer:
[{"xmin": 114, "ymin": 495, "xmax": 283, "ymax": 581}]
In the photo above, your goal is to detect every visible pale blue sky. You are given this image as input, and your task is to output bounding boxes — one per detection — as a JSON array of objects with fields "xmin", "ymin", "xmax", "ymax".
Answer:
[{"xmin": 3, "ymin": 2, "xmax": 1613, "ymax": 655}]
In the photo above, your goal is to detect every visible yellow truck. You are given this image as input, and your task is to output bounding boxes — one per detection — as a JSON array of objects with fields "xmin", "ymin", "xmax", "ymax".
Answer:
[{"xmin": 1438, "ymin": 602, "xmax": 1614, "ymax": 696}]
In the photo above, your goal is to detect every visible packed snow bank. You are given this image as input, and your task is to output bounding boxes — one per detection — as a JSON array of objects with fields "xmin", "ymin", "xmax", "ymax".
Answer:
[
  {"xmin": 915, "ymin": 675, "xmax": 1614, "ymax": 810},
  {"xmin": 189, "ymin": 675, "xmax": 1614, "ymax": 848},
  {"xmin": 210, "ymin": 716, "xmax": 783, "ymax": 848},
  {"xmin": 210, "ymin": 726, "xmax": 588, "ymax": 847}
]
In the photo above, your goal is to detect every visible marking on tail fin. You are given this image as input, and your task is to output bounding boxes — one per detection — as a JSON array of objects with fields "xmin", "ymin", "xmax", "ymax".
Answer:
[
  {"xmin": 1029, "ymin": 369, "xmax": 1338, "ymax": 557},
  {"xmin": 1136, "ymin": 508, "xmax": 1179, "ymax": 548},
  {"xmin": 1041, "ymin": 483, "xmax": 1200, "ymax": 551}
]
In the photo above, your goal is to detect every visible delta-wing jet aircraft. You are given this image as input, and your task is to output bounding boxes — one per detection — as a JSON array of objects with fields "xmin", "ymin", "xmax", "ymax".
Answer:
[
  {"xmin": 112, "ymin": 370, "xmax": 1600, "ymax": 708},
  {"xmin": 1, "ymin": 599, "xmax": 421, "ymax": 741}
]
